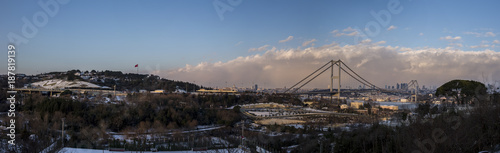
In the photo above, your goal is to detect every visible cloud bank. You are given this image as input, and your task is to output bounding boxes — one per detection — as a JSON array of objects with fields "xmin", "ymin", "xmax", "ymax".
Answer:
[{"xmin": 166, "ymin": 42, "xmax": 500, "ymax": 89}]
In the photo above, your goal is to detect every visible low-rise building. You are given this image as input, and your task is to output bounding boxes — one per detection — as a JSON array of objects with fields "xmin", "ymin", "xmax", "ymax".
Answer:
[
  {"xmin": 380, "ymin": 105, "xmax": 398, "ymax": 111},
  {"xmin": 350, "ymin": 102, "xmax": 364, "ymax": 109},
  {"xmin": 340, "ymin": 104, "xmax": 348, "ymax": 109},
  {"xmin": 151, "ymin": 89, "xmax": 165, "ymax": 94}
]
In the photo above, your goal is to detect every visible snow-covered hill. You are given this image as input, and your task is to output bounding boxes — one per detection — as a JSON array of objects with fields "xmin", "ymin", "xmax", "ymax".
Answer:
[{"xmin": 31, "ymin": 79, "xmax": 101, "ymax": 89}]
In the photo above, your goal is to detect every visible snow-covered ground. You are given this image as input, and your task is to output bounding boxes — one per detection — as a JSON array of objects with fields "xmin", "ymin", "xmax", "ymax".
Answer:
[
  {"xmin": 108, "ymin": 125, "xmax": 225, "ymax": 141},
  {"xmin": 31, "ymin": 79, "xmax": 101, "ymax": 89},
  {"xmin": 58, "ymin": 147, "xmax": 245, "ymax": 153},
  {"xmin": 248, "ymin": 110, "xmax": 306, "ymax": 116},
  {"xmin": 239, "ymin": 102, "xmax": 298, "ymax": 108},
  {"xmin": 246, "ymin": 107, "xmax": 333, "ymax": 117},
  {"xmin": 303, "ymin": 107, "xmax": 334, "ymax": 113}
]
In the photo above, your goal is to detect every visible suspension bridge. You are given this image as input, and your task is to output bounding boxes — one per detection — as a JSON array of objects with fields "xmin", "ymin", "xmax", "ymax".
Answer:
[{"xmin": 282, "ymin": 59, "xmax": 420, "ymax": 102}]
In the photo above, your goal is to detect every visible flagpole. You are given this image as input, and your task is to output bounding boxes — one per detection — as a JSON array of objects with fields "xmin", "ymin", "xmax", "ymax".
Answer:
[{"xmin": 135, "ymin": 64, "xmax": 138, "ymax": 74}]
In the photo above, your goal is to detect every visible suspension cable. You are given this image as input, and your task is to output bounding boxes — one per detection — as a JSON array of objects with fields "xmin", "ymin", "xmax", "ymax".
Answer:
[
  {"xmin": 292, "ymin": 64, "xmax": 333, "ymax": 93},
  {"xmin": 340, "ymin": 61, "xmax": 382, "ymax": 90},
  {"xmin": 285, "ymin": 61, "xmax": 332, "ymax": 93}
]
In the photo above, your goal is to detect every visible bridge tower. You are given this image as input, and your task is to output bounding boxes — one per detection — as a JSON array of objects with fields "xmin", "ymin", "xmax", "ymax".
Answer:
[
  {"xmin": 408, "ymin": 80, "xmax": 419, "ymax": 102},
  {"xmin": 338, "ymin": 60, "xmax": 341, "ymax": 103},
  {"xmin": 330, "ymin": 60, "xmax": 341, "ymax": 104}
]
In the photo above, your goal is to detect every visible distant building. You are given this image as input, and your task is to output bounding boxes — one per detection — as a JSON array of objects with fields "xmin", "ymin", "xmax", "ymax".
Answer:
[
  {"xmin": 380, "ymin": 105, "xmax": 398, "ymax": 110},
  {"xmin": 303, "ymin": 101, "xmax": 317, "ymax": 105},
  {"xmin": 355, "ymin": 109, "xmax": 368, "ymax": 114},
  {"xmin": 371, "ymin": 107, "xmax": 379, "ymax": 114},
  {"xmin": 197, "ymin": 88, "xmax": 236, "ymax": 93},
  {"xmin": 151, "ymin": 89, "xmax": 165, "ymax": 94},
  {"xmin": 340, "ymin": 104, "xmax": 348, "ymax": 109},
  {"xmin": 350, "ymin": 102, "xmax": 364, "ymax": 109}
]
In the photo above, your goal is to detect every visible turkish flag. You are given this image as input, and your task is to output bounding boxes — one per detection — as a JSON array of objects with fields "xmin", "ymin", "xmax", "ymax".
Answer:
[{"xmin": 135, "ymin": 64, "xmax": 138, "ymax": 67}]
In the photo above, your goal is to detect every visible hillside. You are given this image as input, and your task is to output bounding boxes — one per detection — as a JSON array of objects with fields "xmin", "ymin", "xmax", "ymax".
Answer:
[{"xmin": 31, "ymin": 79, "xmax": 101, "ymax": 89}]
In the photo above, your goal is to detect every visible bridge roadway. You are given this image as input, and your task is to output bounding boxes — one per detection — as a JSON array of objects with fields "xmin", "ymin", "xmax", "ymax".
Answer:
[{"xmin": 276, "ymin": 88, "xmax": 411, "ymax": 95}]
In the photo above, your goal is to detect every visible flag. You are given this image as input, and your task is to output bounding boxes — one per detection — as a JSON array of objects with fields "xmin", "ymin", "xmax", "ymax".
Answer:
[{"xmin": 135, "ymin": 64, "xmax": 138, "ymax": 67}]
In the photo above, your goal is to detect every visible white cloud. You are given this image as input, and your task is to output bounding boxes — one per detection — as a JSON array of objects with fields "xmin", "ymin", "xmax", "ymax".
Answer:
[
  {"xmin": 493, "ymin": 40, "xmax": 500, "ymax": 44},
  {"xmin": 485, "ymin": 32, "xmax": 496, "ymax": 37},
  {"xmin": 302, "ymin": 39, "xmax": 317, "ymax": 47},
  {"xmin": 279, "ymin": 36, "xmax": 294, "ymax": 43},
  {"xmin": 464, "ymin": 32, "xmax": 481, "ymax": 37},
  {"xmin": 448, "ymin": 43, "xmax": 463, "ymax": 47},
  {"xmin": 343, "ymin": 27, "xmax": 356, "ymax": 32},
  {"xmin": 333, "ymin": 27, "xmax": 360, "ymax": 37},
  {"xmin": 374, "ymin": 41, "xmax": 386, "ymax": 45},
  {"xmin": 167, "ymin": 42, "xmax": 500, "ymax": 89},
  {"xmin": 464, "ymin": 31, "xmax": 496, "ymax": 37},
  {"xmin": 440, "ymin": 36, "xmax": 461, "ymax": 41},
  {"xmin": 263, "ymin": 65, "xmax": 273, "ymax": 71},
  {"xmin": 235, "ymin": 41, "xmax": 243, "ymax": 46},
  {"xmin": 345, "ymin": 31, "xmax": 359, "ymax": 36},
  {"xmin": 248, "ymin": 45, "xmax": 270, "ymax": 52},
  {"xmin": 335, "ymin": 31, "xmax": 358, "ymax": 37},
  {"xmin": 419, "ymin": 33, "xmax": 424, "ymax": 36},
  {"xmin": 470, "ymin": 40, "xmax": 493, "ymax": 49},
  {"xmin": 399, "ymin": 47, "xmax": 412, "ymax": 52},
  {"xmin": 361, "ymin": 39, "xmax": 372, "ymax": 43},
  {"xmin": 470, "ymin": 44, "xmax": 489, "ymax": 49},
  {"xmin": 387, "ymin": 25, "xmax": 397, "ymax": 31}
]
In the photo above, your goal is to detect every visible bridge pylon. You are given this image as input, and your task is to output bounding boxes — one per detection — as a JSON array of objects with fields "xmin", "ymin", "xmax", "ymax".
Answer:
[{"xmin": 407, "ymin": 80, "xmax": 419, "ymax": 102}]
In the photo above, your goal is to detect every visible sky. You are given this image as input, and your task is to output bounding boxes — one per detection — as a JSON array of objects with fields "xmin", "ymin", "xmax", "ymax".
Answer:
[{"xmin": 1, "ymin": 0, "xmax": 500, "ymax": 89}]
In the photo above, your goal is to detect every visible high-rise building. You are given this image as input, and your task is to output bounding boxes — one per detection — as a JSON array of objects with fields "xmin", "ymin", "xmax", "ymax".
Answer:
[{"xmin": 401, "ymin": 83, "xmax": 408, "ymax": 90}]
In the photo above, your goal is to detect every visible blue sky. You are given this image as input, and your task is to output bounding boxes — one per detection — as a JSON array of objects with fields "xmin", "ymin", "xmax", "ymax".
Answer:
[{"xmin": 1, "ymin": 0, "xmax": 500, "ymax": 87}]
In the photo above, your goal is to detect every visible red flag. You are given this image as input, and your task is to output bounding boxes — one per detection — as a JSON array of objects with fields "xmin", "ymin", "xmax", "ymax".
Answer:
[{"xmin": 135, "ymin": 64, "xmax": 138, "ymax": 67}]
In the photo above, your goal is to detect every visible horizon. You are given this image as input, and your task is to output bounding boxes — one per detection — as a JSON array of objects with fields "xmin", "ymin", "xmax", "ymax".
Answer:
[{"xmin": 1, "ymin": 0, "xmax": 500, "ymax": 89}]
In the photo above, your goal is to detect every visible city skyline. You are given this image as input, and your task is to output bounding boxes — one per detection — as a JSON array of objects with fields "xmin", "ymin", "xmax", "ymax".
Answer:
[{"xmin": 1, "ymin": 0, "xmax": 500, "ymax": 88}]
